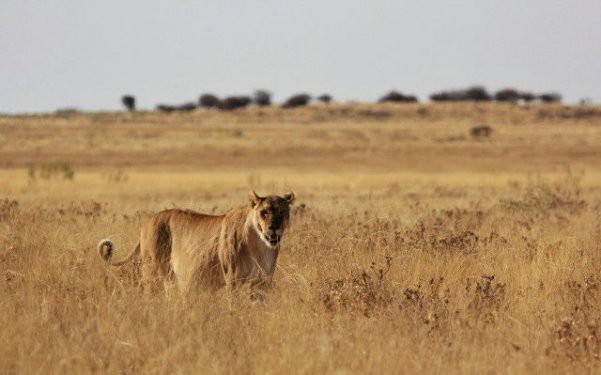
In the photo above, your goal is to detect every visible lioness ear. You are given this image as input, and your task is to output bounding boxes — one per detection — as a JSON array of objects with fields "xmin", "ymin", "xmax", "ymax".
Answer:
[
  {"xmin": 283, "ymin": 191, "xmax": 295, "ymax": 204},
  {"xmin": 249, "ymin": 190, "xmax": 263, "ymax": 207}
]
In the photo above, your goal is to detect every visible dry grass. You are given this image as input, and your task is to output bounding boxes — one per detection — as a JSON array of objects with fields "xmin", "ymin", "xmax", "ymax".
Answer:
[{"xmin": 1, "ymin": 103, "xmax": 601, "ymax": 373}]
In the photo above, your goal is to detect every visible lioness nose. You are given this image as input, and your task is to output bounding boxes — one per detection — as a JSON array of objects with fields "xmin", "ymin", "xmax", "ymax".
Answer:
[{"xmin": 269, "ymin": 223, "xmax": 277, "ymax": 230}]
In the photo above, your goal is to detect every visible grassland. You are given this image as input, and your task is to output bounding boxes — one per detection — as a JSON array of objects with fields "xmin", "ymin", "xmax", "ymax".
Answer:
[{"xmin": 1, "ymin": 103, "xmax": 601, "ymax": 373}]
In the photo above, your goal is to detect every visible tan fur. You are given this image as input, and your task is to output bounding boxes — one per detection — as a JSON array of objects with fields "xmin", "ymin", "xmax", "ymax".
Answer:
[{"xmin": 97, "ymin": 192, "xmax": 295, "ymax": 293}]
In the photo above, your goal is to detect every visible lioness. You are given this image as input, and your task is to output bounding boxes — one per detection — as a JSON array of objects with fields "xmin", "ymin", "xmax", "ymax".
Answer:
[{"xmin": 97, "ymin": 191, "xmax": 295, "ymax": 293}]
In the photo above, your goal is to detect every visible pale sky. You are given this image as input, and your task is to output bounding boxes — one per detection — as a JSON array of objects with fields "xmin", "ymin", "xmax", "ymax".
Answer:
[{"xmin": 1, "ymin": 1, "xmax": 600, "ymax": 113}]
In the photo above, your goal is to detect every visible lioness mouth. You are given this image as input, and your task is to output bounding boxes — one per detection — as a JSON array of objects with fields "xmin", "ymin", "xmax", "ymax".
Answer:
[{"xmin": 265, "ymin": 234, "xmax": 280, "ymax": 246}]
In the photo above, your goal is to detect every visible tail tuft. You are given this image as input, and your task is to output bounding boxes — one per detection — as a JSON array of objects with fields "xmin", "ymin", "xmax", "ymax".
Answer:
[{"xmin": 97, "ymin": 239, "xmax": 113, "ymax": 262}]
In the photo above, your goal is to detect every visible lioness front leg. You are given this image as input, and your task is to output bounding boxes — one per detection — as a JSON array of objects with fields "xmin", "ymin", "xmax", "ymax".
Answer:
[{"xmin": 249, "ymin": 277, "xmax": 272, "ymax": 301}]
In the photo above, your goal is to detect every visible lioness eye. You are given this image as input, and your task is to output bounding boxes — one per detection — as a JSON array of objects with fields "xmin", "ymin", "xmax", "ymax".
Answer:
[{"xmin": 260, "ymin": 210, "xmax": 268, "ymax": 218}]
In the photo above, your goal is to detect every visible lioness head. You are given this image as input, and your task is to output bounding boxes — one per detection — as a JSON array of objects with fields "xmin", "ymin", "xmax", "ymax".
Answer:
[{"xmin": 249, "ymin": 191, "xmax": 295, "ymax": 248}]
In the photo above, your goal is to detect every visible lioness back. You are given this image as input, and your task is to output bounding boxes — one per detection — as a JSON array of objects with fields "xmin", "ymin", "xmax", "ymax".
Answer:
[{"xmin": 140, "ymin": 209, "xmax": 227, "ymax": 289}]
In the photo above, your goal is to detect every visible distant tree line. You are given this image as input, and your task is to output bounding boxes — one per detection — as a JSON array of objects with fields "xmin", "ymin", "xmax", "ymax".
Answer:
[
  {"xmin": 120, "ymin": 86, "xmax": 564, "ymax": 112},
  {"xmin": 378, "ymin": 91, "xmax": 418, "ymax": 103},
  {"xmin": 144, "ymin": 90, "xmax": 332, "ymax": 113},
  {"xmin": 429, "ymin": 86, "xmax": 561, "ymax": 104}
]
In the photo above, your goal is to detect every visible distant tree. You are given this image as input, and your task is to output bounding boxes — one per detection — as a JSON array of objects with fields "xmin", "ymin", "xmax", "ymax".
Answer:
[
  {"xmin": 430, "ymin": 92, "xmax": 452, "ymax": 102},
  {"xmin": 218, "ymin": 96, "xmax": 252, "ymax": 111},
  {"xmin": 430, "ymin": 86, "xmax": 491, "ymax": 102},
  {"xmin": 539, "ymin": 92, "xmax": 562, "ymax": 103},
  {"xmin": 156, "ymin": 104, "xmax": 176, "ymax": 113},
  {"xmin": 156, "ymin": 102, "xmax": 196, "ymax": 113},
  {"xmin": 253, "ymin": 90, "xmax": 272, "ymax": 106},
  {"xmin": 494, "ymin": 88, "xmax": 521, "ymax": 103},
  {"xmin": 55, "ymin": 108, "xmax": 80, "ymax": 117},
  {"xmin": 519, "ymin": 92, "xmax": 536, "ymax": 103},
  {"xmin": 465, "ymin": 86, "xmax": 492, "ymax": 101},
  {"xmin": 317, "ymin": 94, "xmax": 333, "ymax": 104},
  {"xmin": 199, "ymin": 94, "xmax": 221, "ymax": 109},
  {"xmin": 121, "ymin": 95, "xmax": 136, "ymax": 111},
  {"xmin": 378, "ymin": 91, "xmax": 418, "ymax": 103},
  {"xmin": 431, "ymin": 90, "xmax": 469, "ymax": 101},
  {"xmin": 281, "ymin": 94, "xmax": 311, "ymax": 109},
  {"xmin": 176, "ymin": 102, "xmax": 197, "ymax": 112}
]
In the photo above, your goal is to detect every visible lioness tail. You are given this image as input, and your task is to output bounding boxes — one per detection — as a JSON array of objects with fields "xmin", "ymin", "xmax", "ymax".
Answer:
[{"xmin": 97, "ymin": 239, "xmax": 140, "ymax": 266}]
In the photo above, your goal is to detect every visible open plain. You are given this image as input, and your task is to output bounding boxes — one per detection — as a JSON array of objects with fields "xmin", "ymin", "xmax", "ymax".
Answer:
[{"xmin": 1, "ymin": 103, "xmax": 601, "ymax": 373}]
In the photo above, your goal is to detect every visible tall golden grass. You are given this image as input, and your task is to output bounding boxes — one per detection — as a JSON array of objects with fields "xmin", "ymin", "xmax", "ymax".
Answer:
[{"xmin": 1, "ymin": 103, "xmax": 601, "ymax": 373}]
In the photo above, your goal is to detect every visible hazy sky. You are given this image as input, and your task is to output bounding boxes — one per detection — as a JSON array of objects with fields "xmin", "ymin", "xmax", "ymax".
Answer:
[{"xmin": 1, "ymin": 1, "xmax": 600, "ymax": 113}]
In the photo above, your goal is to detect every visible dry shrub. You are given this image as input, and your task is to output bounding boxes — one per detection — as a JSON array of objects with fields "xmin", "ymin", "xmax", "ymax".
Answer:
[
  {"xmin": 354, "ymin": 108, "xmax": 392, "ymax": 120},
  {"xmin": 57, "ymin": 200, "xmax": 106, "ymax": 220},
  {"xmin": 549, "ymin": 275, "xmax": 601, "ymax": 363},
  {"xmin": 434, "ymin": 230, "xmax": 480, "ymax": 253},
  {"xmin": 28, "ymin": 161, "xmax": 75, "ymax": 180},
  {"xmin": 465, "ymin": 275, "xmax": 507, "ymax": 325},
  {"xmin": 502, "ymin": 175, "xmax": 587, "ymax": 216},
  {"xmin": 398, "ymin": 208, "xmax": 496, "ymax": 254},
  {"xmin": 400, "ymin": 277, "xmax": 451, "ymax": 334},
  {"xmin": 101, "ymin": 169, "xmax": 129, "ymax": 183},
  {"xmin": 537, "ymin": 106, "xmax": 601, "ymax": 120},
  {"xmin": 0, "ymin": 198, "xmax": 18, "ymax": 221},
  {"xmin": 321, "ymin": 256, "xmax": 393, "ymax": 317},
  {"xmin": 470, "ymin": 125, "xmax": 492, "ymax": 138},
  {"xmin": 291, "ymin": 202, "xmax": 308, "ymax": 217},
  {"xmin": 403, "ymin": 221, "xmax": 480, "ymax": 254},
  {"xmin": 401, "ymin": 275, "xmax": 507, "ymax": 336},
  {"xmin": 416, "ymin": 107, "xmax": 429, "ymax": 116}
]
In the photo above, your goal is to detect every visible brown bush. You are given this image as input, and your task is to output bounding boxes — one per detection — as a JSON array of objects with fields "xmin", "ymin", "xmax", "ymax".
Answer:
[
  {"xmin": 321, "ymin": 256, "xmax": 393, "ymax": 317},
  {"xmin": 218, "ymin": 96, "xmax": 252, "ymax": 111},
  {"xmin": 549, "ymin": 276, "xmax": 601, "ymax": 362},
  {"xmin": 0, "ymin": 199, "xmax": 18, "ymax": 221},
  {"xmin": 199, "ymin": 94, "xmax": 221, "ymax": 109},
  {"xmin": 378, "ymin": 91, "xmax": 418, "ymax": 103},
  {"xmin": 156, "ymin": 102, "xmax": 197, "ymax": 113},
  {"xmin": 253, "ymin": 90, "xmax": 272, "ymax": 107},
  {"xmin": 282, "ymin": 94, "xmax": 311, "ymax": 109},
  {"xmin": 539, "ymin": 92, "xmax": 562, "ymax": 103},
  {"xmin": 317, "ymin": 94, "xmax": 332, "ymax": 104},
  {"xmin": 494, "ymin": 89, "xmax": 521, "ymax": 103},
  {"xmin": 470, "ymin": 125, "xmax": 492, "ymax": 137}
]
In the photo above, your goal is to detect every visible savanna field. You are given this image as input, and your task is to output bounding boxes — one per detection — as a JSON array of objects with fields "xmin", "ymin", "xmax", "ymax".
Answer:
[{"xmin": 1, "ymin": 103, "xmax": 601, "ymax": 373}]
